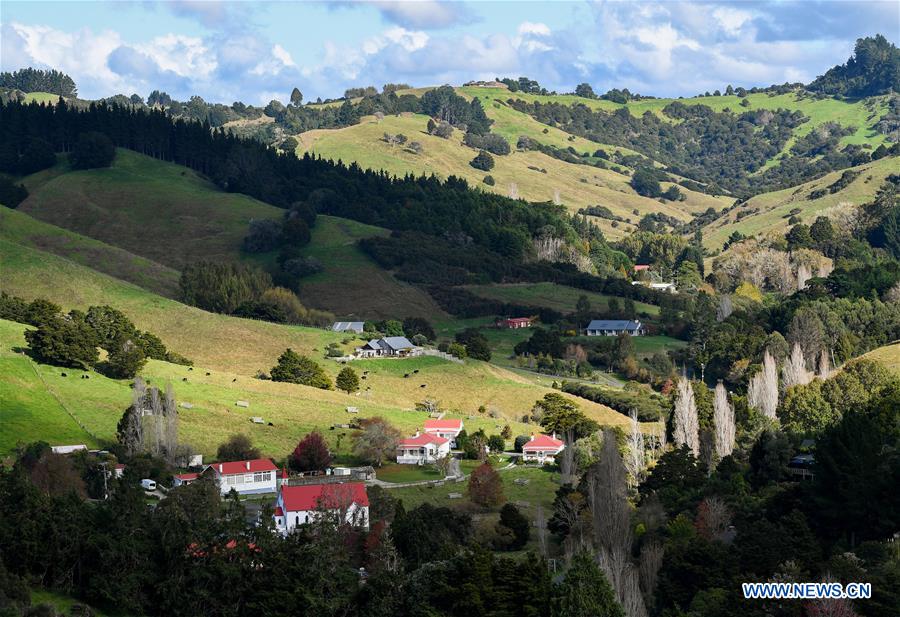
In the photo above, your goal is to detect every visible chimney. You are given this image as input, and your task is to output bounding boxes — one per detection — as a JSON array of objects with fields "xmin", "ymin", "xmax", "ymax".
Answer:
[
  {"xmin": 246, "ymin": 461, "xmax": 251, "ymax": 471},
  {"xmin": 530, "ymin": 433, "xmax": 535, "ymax": 442},
  {"xmin": 414, "ymin": 431, "xmax": 420, "ymax": 438},
  {"xmin": 218, "ymin": 464, "xmax": 223, "ymax": 473}
]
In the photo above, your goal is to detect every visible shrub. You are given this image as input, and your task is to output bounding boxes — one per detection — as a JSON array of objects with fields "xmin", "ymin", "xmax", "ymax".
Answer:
[
  {"xmin": 470, "ymin": 150, "xmax": 495, "ymax": 171},
  {"xmin": 270, "ymin": 348, "xmax": 333, "ymax": 389},
  {"xmin": 483, "ymin": 175, "xmax": 495, "ymax": 186}
]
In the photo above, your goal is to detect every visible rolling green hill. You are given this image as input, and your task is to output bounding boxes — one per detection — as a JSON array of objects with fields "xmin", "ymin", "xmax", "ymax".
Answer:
[
  {"xmin": 298, "ymin": 112, "xmax": 729, "ymax": 241},
  {"xmin": 15, "ymin": 149, "xmax": 442, "ymax": 318},
  {"xmin": 0, "ymin": 226, "xmax": 633, "ymax": 442},
  {"xmin": 704, "ymin": 155, "xmax": 898, "ymax": 251}
]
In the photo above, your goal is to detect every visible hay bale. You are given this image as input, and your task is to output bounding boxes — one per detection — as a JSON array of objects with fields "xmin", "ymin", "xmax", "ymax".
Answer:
[
  {"xmin": 236, "ymin": 400, "xmax": 250, "ymax": 408},
  {"xmin": 180, "ymin": 402, "xmax": 194, "ymax": 409}
]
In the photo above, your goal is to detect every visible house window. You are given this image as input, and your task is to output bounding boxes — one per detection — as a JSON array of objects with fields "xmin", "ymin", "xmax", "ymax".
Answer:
[{"xmin": 254, "ymin": 471, "xmax": 271, "ymax": 483}]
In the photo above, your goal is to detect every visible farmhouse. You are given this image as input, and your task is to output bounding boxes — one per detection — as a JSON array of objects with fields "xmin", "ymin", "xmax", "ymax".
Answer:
[
  {"xmin": 173, "ymin": 472, "xmax": 199, "ymax": 487},
  {"xmin": 496, "ymin": 317, "xmax": 533, "ymax": 329},
  {"xmin": 423, "ymin": 419, "xmax": 464, "ymax": 447},
  {"xmin": 273, "ymin": 482, "xmax": 369, "ymax": 533},
  {"xmin": 633, "ymin": 264, "xmax": 651, "ymax": 273},
  {"xmin": 331, "ymin": 321, "xmax": 365, "ymax": 334},
  {"xmin": 204, "ymin": 458, "xmax": 278, "ymax": 495},
  {"xmin": 585, "ymin": 319, "xmax": 645, "ymax": 336},
  {"xmin": 356, "ymin": 336, "xmax": 421, "ymax": 357},
  {"xmin": 522, "ymin": 434, "xmax": 565, "ymax": 464},
  {"xmin": 396, "ymin": 432, "xmax": 451, "ymax": 464}
]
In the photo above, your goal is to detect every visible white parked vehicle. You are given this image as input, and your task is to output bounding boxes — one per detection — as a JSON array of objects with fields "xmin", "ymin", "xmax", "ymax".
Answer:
[{"xmin": 141, "ymin": 479, "xmax": 157, "ymax": 491}]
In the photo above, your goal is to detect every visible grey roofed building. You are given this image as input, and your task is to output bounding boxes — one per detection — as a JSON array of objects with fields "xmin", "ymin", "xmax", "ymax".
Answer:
[
  {"xmin": 357, "ymin": 336, "xmax": 421, "ymax": 357},
  {"xmin": 585, "ymin": 320, "xmax": 644, "ymax": 336},
  {"xmin": 331, "ymin": 321, "xmax": 365, "ymax": 333}
]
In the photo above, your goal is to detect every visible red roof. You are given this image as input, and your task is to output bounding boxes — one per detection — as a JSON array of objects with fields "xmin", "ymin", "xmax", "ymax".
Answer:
[
  {"xmin": 507, "ymin": 317, "xmax": 532, "ymax": 323},
  {"xmin": 280, "ymin": 483, "xmax": 369, "ymax": 512},
  {"xmin": 273, "ymin": 506, "xmax": 284, "ymax": 517},
  {"xmin": 211, "ymin": 459, "xmax": 278, "ymax": 476},
  {"xmin": 175, "ymin": 472, "xmax": 199, "ymax": 481},
  {"xmin": 522, "ymin": 434, "xmax": 565, "ymax": 450},
  {"xmin": 398, "ymin": 433, "xmax": 449, "ymax": 447},
  {"xmin": 423, "ymin": 419, "xmax": 463, "ymax": 431},
  {"xmin": 633, "ymin": 264, "xmax": 650, "ymax": 271},
  {"xmin": 114, "ymin": 463, "xmax": 126, "ymax": 470}
]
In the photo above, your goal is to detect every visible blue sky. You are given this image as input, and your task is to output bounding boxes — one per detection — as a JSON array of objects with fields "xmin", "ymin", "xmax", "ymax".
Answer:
[{"xmin": 1, "ymin": 1, "xmax": 896, "ymax": 105}]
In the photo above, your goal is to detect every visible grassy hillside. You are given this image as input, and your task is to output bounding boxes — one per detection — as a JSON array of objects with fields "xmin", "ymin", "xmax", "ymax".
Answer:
[
  {"xmin": 456, "ymin": 87, "xmax": 894, "ymax": 156},
  {"xmin": 0, "ymin": 207, "xmax": 179, "ymax": 297},
  {"xmin": 19, "ymin": 150, "xmax": 280, "ymax": 269},
  {"xmin": 288, "ymin": 215, "xmax": 444, "ymax": 319},
  {"xmin": 704, "ymin": 155, "xmax": 898, "ymax": 251},
  {"xmin": 16, "ymin": 151, "xmax": 440, "ymax": 318},
  {"xmin": 862, "ymin": 342, "xmax": 900, "ymax": 373},
  {"xmin": 298, "ymin": 112, "xmax": 727, "ymax": 240},
  {"xmin": 0, "ymin": 316, "xmax": 635, "ymax": 457},
  {"xmin": 0, "ymin": 236, "xmax": 631, "ymax": 431}
]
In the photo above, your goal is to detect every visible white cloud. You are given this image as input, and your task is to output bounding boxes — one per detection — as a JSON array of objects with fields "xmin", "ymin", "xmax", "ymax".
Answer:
[
  {"xmin": 712, "ymin": 7, "xmax": 753, "ymax": 36},
  {"xmin": 518, "ymin": 22, "xmax": 551, "ymax": 37}
]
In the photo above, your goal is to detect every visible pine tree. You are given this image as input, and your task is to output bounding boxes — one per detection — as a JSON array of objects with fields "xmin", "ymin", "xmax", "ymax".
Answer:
[{"xmin": 554, "ymin": 551, "xmax": 625, "ymax": 617}]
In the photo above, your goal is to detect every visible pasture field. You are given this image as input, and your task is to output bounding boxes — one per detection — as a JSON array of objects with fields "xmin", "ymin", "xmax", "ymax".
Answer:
[
  {"xmin": 462, "ymin": 282, "xmax": 661, "ymax": 317},
  {"xmin": 297, "ymin": 112, "xmax": 724, "ymax": 240}
]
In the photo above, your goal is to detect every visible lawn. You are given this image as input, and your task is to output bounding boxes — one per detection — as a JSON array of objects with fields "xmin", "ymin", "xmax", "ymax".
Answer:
[
  {"xmin": 375, "ymin": 462, "xmax": 443, "ymax": 483},
  {"xmin": 463, "ymin": 282, "xmax": 661, "ymax": 317}
]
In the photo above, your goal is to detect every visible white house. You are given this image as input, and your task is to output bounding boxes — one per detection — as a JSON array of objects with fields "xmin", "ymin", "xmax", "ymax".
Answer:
[
  {"xmin": 51, "ymin": 444, "xmax": 87, "ymax": 455},
  {"xmin": 522, "ymin": 434, "xmax": 565, "ymax": 464},
  {"xmin": 585, "ymin": 320, "xmax": 644, "ymax": 336},
  {"xmin": 356, "ymin": 336, "xmax": 421, "ymax": 358},
  {"xmin": 649, "ymin": 282, "xmax": 676, "ymax": 293},
  {"xmin": 423, "ymin": 419, "xmax": 464, "ymax": 448},
  {"xmin": 331, "ymin": 321, "xmax": 365, "ymax": 334},
  {"xmin": 396, "ymin": 432, "xmax": 451, "ymax": 464},
  {"xmin": 273, "ymin": 482, "xmax": 370, "ymax": 533},
  {"xmin": 204, "ymin": 458, "xmax": 278, "ymax": 495}
]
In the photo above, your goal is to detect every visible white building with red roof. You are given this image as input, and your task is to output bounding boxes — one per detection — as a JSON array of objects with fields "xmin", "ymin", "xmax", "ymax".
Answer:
[
  {"xmin": 274, "ymin": 482, "xmax": 369, "ymax": 533},
  {"xmin": 396, "ymin": 432, "xmax": 451, "ymax": 464},
  {"xmin": 173, "ymin": 472, "xmax": 199, "ymax": 488},
  {"xmin": 203, "ymin": 458, "xmax": 278, "ymax": 495},
  {"xmin": 521, "ymin": 434, "xmax": 565, "ymax": 464},
  {"xmin": 423, "ymin": 418, "xmax": 464, "ymax": 447}
]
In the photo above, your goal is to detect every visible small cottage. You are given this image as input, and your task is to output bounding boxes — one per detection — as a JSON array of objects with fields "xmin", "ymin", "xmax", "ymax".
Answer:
[
  {"xmin": 396, "ymin": 432, "xmax": 451, "ymax": 464},
  {"xmin": 522, "ymin": 434, "xmax": 565, "ymax": 464}
]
